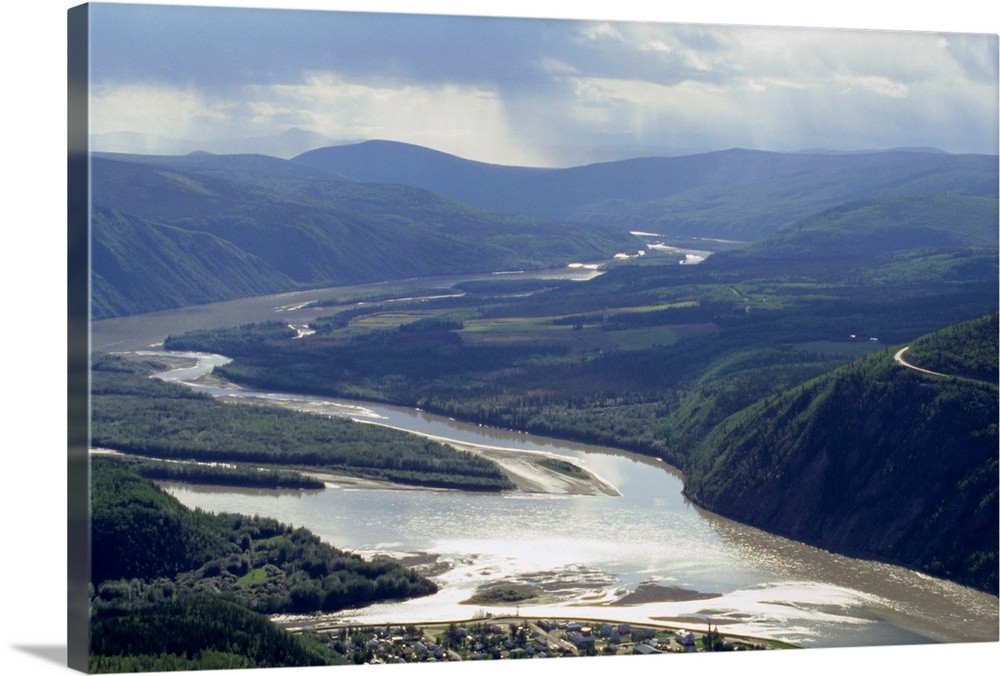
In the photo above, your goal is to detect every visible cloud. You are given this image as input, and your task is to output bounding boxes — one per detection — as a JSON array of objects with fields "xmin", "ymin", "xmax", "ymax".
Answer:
[
  {"xmin": 89, "ymin": 83, "xmax": 228, "ymax": 141},
  {"xmin": 87, "ymin": 3, "xmax": 998, "ymax": 164},
  {"xmin": 266, "ymin": 72, "xmax": 543, "ymax": 164},
  {"xmin": 836, "ymin": 74, "xmax": 909, "ymax": 98},
  {"xmin": 91, "ymin": 71, "xmax": 547, "ymax": 166}
]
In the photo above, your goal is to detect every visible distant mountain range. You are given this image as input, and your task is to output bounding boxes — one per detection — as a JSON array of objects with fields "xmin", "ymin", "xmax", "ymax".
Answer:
[
  {"xmin": 90, "ymin": 128, "xmax": 344, "ymax": 160},
  {"xmin": 294, "ymin": 140, "xmax": 998, "ymax": 239},
  {"xmin": 88, "ymin": 140, "xmax": 998, "ymax": 318}
]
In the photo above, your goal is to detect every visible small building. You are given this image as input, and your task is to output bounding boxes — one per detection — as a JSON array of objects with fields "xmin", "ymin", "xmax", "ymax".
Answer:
[
  {"xmin": 633, "ymin": 643, "xmax": 659, "ymax": 655},
  {"xmin": 675, "ymin": 630, "xmax": 696, "ymax": 647}
]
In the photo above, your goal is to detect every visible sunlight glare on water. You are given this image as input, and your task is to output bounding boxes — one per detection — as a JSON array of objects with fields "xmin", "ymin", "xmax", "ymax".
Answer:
[{"xmin": 93, "ymin": 288, "xmax": 998, "ymax": 650}]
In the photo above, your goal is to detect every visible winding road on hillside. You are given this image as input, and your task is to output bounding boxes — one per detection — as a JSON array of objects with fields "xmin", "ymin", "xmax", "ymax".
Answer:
[
  {"xmin": 892, "ymin": 347, "xmax": 995, "ymax": 387},
  {"xmin": 893, "ymin": 346, "xmax": 953, "ymax": 378}
]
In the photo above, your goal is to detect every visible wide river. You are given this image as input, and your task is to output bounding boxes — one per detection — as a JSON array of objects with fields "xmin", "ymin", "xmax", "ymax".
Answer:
[{"xmin": 91, "ymin": 271, "xmax": 999, "ymax": 650}]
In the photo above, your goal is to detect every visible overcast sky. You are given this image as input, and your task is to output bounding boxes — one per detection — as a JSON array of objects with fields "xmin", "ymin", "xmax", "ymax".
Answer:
[{"xmin": 86, "ymin": 1, "xmax": 999, "ymax": 166}]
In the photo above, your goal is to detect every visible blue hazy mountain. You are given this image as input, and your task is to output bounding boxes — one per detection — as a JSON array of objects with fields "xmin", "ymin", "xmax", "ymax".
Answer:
[{"xmin": 294, "ymin": 140, "xmax": 997, "ymax": 240}]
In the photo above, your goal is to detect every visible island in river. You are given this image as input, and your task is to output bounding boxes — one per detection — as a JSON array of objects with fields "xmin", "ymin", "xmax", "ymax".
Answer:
[{"xmin": 90, "ymin": 275, "xmax": 999, "ymax": 654}]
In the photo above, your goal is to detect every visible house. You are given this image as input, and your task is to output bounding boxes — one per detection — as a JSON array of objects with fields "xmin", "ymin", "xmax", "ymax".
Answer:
[{"xmin": 675, "ymin": 630, "xmax": 696, "ymax": 647}]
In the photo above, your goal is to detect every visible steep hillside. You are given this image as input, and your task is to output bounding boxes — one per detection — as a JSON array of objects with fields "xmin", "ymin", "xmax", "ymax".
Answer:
[
  {"xmin": 294, "ymin": 141, "xmax": 998, "ymax": 239},
  {"xmin": 905, "ymin": 311, "xmax": 999, "ymax": 381},
  {"xmin": 91, "ymin": 207, "xmax": 295, "ymax": 318},
  {"xmin": 683, "ymin": 314, "xmax": 999, "ymax": 594},
  {"xmin": 90, "ymin": 154, "xmax": 640, "ymax": 318},
  {"xmin": 90, "ymin": 455, "xmax": 233, "ymax": 585}
]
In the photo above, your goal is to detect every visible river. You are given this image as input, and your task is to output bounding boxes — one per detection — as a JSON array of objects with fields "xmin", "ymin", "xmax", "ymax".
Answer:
[{"xmin": 91, "ymin": 272, "xmax": 999, "ymax": 650}]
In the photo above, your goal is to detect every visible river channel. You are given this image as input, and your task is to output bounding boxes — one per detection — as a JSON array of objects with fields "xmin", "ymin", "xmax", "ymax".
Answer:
[{"xmin": 91, "ymin": 272, "xmax": 999, "ymax": 650}]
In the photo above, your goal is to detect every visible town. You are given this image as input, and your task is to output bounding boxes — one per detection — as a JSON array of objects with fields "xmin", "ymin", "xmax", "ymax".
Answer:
[{"xmin": 311, "ymin": 616, "xmax": 778, "ymax": 664}]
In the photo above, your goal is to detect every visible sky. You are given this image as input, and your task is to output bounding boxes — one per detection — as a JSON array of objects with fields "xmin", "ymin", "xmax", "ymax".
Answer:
[{"xmin": 85, "ymin": 0, "xmax": 1000, "ymax": 166}]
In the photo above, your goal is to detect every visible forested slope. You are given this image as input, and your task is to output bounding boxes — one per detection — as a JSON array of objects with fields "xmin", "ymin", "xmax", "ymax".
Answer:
[
  {"xmin": 88, "ymin": 457, "xmax": 438, "ymax": 670},
  {"xmin": 683, "ymin": 314, "xmax": 999, "ymax": 594},
  {"xmin": 90, "ymin": 595, "xmax": 338, "ymax": 672},
  {"xmin": 90, "ymin": 153, "xmax": 639, "ymax": 318},
  {"xmin": 91, "ymin": 207, "xmax": 294, "ymax": 318}
]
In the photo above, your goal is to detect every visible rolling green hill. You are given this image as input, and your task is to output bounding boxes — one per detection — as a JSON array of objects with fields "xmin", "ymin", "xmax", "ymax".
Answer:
[
  {"xmin": 683, "ymin": 314, "xmax": 998, "ymax": 594},
  {"xmin": 90, "ymin": 455, "xmax": 232, "ymax": 585},
  {"xmin": 721, "ymin": 193, "xmax": 999, "ymax": 261},
  {"xmin": 89, "ymin": 146, "xmax": 996, "ymax": 318},
  {"xmin": 90, "ymin": 153, "xmax": 640, "ymax": 318}
]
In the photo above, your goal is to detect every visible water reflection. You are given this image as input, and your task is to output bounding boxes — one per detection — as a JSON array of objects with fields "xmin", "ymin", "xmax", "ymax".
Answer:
[
  {"xmin": 94, "ymin": 284, "xmax": 998, "ymax": 650},
  {"xmin": 160, "ymin": 383, "xmax": 999, "ymax": 647}
]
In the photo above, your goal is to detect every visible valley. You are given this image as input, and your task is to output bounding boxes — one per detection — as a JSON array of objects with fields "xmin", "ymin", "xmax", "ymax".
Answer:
[
  {"xmin": 89, "ymin": 335, "xmax": 1000, "ymax": 650},
  {"xmin": 85, "ymin": 142, "xmax": 999, "ymax": 667},
  {"xmin": 64, "ymin": 9, "xmax": 1000, "ymax": 673}
]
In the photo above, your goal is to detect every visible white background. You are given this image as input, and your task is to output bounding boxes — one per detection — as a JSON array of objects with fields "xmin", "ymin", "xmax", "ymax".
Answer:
[{"xmin": 2, "ymin": 2, "xmax": 997, "ymax": 675}]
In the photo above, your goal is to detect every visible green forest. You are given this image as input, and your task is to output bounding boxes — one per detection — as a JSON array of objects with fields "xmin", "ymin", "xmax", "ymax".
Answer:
[
  {"xmin": 684, "ymin": 314, "xmax": 998, "ymax": 592},
  {"xmin": 90, "ymin": 353, "xmax": 514, "ymax": 491},
  {"xmin": 88, "ymin": 457, "xmax": 438, "ymax": 671}
]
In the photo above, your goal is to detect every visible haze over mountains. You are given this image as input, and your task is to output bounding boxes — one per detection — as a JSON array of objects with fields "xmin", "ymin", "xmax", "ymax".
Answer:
[
  {"xmin": 90, "ymin": 128, "xmax": 344, "ymax": 160},
  {"xmin": 295, "ymin": 140, "xmax": 997, "ymax": 240},
  {"xmin": 89, "ymin": 129, "xmax": 710, "ymax": 166},
  {"xmin": 90, "ymin": 139, "xmax": 997, "ymax": 319}
]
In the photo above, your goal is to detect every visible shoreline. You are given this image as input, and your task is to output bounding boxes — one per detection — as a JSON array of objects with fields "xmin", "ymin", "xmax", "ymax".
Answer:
[
  {"xmin": 111, "ymin": 349, "xmax": 622, "ymax": 498},
  {"xmin": 348, "ymin": 415, "xmax": 622, "ymax": 497},
  {"xmin": 273, "ymin": 610, "xmax": 796, "ymax": 651},
  {"xmin": 123, "ymin": 351, "xmax": 997, "ymax": 648}
]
